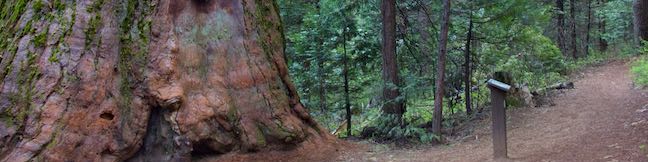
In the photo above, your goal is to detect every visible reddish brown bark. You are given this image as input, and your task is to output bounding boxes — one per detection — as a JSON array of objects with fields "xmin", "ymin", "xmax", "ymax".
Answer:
[
  {"xmin": 0, "ymin": 0, "xmax": 332, "ymax": 161},
  {"xmin": 381, "ymin": 0, "xmax": 405, "ymax": 116},
  {"xmin": 433, "ymin": 0, "xmax": 451, "ymax": 143},
  {"xmin": 634, "ymin": 0, "xmax": 648, "ymax": 41},
  {"xmin": 342, "ymin": 24, "xmax": 352, "ymax": 137},
  {"xmin": 570, "ymin": 0, "xmax": 578, "ymax": 58},
  {"xmin": 417, "ymin": 2, "xmax": 434, "ymax": 76},
  {"xmin": 599, "ymin": 0, "xmax": 608, "ymax": 51},
  {"xmin": 557, "ymin": 0, "xmax": 567, "ymax": 54},
  {"xmin": 586, "ymin": 0, "xmax": 593, "ymax": 57},
  {"xmin": 464, "ymin": 18, "xmax": 473, "ymax": 115}
]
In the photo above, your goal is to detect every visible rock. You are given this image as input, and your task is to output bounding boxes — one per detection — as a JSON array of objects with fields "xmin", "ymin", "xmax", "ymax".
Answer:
[
  {"xmin": 631, "ymin": 120, "xmax": 646, "ymax": 126},
  {"xmin": 636, "ymin": 105, "xmax": 648, "ymax": 113},
  {"xmin": 518, "ymin": 85, "xmax": 536, "ymax": 107},
  {"xmin": 507, "ymin": 84, "xmax": 536, "ymax": 108}
]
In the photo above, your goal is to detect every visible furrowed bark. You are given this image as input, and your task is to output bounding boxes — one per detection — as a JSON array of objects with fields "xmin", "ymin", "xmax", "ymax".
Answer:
[
  {"xmin": 556, "ymin": 0, "xmax": 567, "ymax": 54},
  {"xmin": 464, "ymin": 17, "xmax": 473, "ymax": 115},
  {"xmin": 634, "ymin": 0, "xmax": 648, "ymax": 41},
  {"xmin": 380, "ymin": 0, "xmax": 404, "ymax": 116},
  {"xmin": 433, "ymin": 0, "xmax": 451, "ymax": 143},
  {"xmin": 586, "ymin": 0, "xmax": 592, "ymax": 57},
  {"xmin": 0, "ymin": 0, "xmax": 332, "ymax": 161},
  {"xmin": 570, "ymin": 0, "xmax": 578, "ymax": 58}
]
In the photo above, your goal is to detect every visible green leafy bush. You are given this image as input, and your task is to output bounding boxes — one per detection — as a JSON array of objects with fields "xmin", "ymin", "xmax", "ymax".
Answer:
[
  {"xmin": 490, "ymin": 28, "xmax": 568, "ymax": 91},
  {"xmin": 362, "ymin": 114, "xmax": 438, "ymax": 143},
  {"xmin": 630, "ymin": 41, "xmax": 648, "ymax": 87},
  {"xmin": 631, "ymin": 56, "xmax": 648, "ymax": 87}
]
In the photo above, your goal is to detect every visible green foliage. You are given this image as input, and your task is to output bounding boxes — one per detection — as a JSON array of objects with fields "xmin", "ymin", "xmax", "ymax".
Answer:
[
  {"xmin": 114, "ymin": 0, "xmax": 154, "ymax": 116},
  {"xmin": 363, "ymin": 114, "xmax": 438, "ymax": 143},
  {"xmin": 640, "ymin": 41, "xmax": 648, "ymax": 55},
  {"xmin": 631, "ymin": 56, "xmax": 648, "ymax": 87},
  {"xmin": 87, "ymin": 0, "xmax": 104, "ymax": 13},
  {"xmin": 279, "ymin": 0, "xmax": 382, "ymax": 134},
  {"xmin": 0, "ymin": 0, "xmax": 29, "ymax": 51},
  {"xmin": 278, "ymin": 0, "xmax": 635, "ymax": 143},
  {"xmin": 33, "ymin": 31, "xmax": 47, "ymax": 47},
  {"xmin": 597, "ymin": 0, "xmax": 634, "ymax": 44},
  {"xmin": 84, "ymin": 0, "xmax": 104, "ymax": 49},
  {"xmin": 487, "ymin": 27, "xmax": 568, "ymax": 90},
  {"xmin": 33, "ymin": 0, "xmax": 45, "ymax": 13},
  {"xmin": 53, "ymin": 0, "xmax": 66, "ymax": 11},
  {"xmin": 566, "ymin": 51, "xmax": 610, "ymax": 71},
  {"xmin": 85, "ymin": 15, "xmax": 101, "ymax": 44}
]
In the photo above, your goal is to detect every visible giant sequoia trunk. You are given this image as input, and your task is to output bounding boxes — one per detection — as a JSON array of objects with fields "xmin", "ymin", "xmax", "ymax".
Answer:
[
  {"xmin": 0, "ymin": 0, "xmax": 332, "ymax": 161},
  {"xmin": 634, "ymin": 0, "xmax": 648, "ymax": 41}
]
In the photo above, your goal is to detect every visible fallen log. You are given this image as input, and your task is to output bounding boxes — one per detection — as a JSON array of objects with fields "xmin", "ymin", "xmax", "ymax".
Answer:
[
  {"xmin": 531, "ymin": 82, "xmax": 575, "ymax": 96},
  {"xmin": 551, "ymin": 82, "xmax": 575, "ymax": 89}
]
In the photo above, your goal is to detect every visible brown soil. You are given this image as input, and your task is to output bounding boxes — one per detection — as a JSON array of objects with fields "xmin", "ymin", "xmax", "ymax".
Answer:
[
  {"xmin": 337, "ymin": 60, "xmax": 648, "ymax": 162},
  {"xmin": 198, "ymin": 137, "xmax": 356, "ymax": 162}
]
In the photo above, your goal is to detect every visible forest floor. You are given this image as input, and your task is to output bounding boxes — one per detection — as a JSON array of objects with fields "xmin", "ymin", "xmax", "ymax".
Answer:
[{"xmin": 336, "ymin": 60, "xmax": 648, "ymax": 162}]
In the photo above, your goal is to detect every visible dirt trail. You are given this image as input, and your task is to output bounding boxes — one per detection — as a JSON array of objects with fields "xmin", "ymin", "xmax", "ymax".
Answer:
[{"xmin": 338, "ymin": 61, "xmax": 648, "ymax": 162}]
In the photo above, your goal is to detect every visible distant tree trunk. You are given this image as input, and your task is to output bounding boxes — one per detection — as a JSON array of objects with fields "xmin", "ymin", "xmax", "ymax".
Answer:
[
  {"xmin": 317, "ymin": 44, "xmax": 327, "ymax": 114},
  {"xmin": 634, "ymin": 0, "xmax": 648, "ymax": 41},
  {"xmin": 570, "ymin": 0, "xmax": 578, "ymax": 58},
  {"xmin": 556, "ymin": 0, "xmax": 567, "ymax": 54},
  {"xmin": 417, "ymin": 3, "xmax": 433, "ymax": 76},
  {"xmin": 599, "ymin": 0, "xmax": 608, "ymax": 51},
  {"xmin": 417, "ymin": 2, "xmax": 436, "ymax": 99},
  {"xmin": 464, "ymin": 17, "xmax": 473, "ymax": 115},
  {"xmin": 0, "ymin": 0, "xmax": 332, "ymax": 161},
  {"xmin": 417, "ymin": 0, "xmax": 436, "ymax": 97},
  {"xmin": 433, "ymin": 0, "xmax": 451, "ymax": 143},
  {"xmin": 585, "ymin": 0, "xmax": 592, "ymax": 56},
  {"xmin": 316, "ymin": 6, "xmax": 328, "ymax": 114},
  {"xmin": 343, "ymin": 25, "xmax": 352, "ymax": 137},
  {"xmin": 381, "ymin": 0, "xmax": 405, "ymax": 117}
]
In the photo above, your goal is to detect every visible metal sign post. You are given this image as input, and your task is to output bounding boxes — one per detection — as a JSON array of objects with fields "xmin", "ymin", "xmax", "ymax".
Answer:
[{"xmin": 487, "ymin": 79, "xmax": 511, "ymax": 159}]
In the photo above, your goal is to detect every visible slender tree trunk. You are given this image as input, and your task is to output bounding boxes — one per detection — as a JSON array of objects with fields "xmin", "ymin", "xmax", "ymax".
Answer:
[
  {"xmin": 381, "ymin": 0, "xmax": 405, "ymax": 116},
  {"xmin": 557, "ymin": 0, "xmax": 567, "ymax": 54},
  {"xmin": 586, "ymin": 0, "xmax": 592, "ymax": 56},
  {"xmin": 433, "ymin": 0, "xmax": 451, "ymax": 143},
  {"xmin": 317, "ymin": 45, "xmax": 327, "ymax": 114},
  {"xmin": 417, "ymin": 2, "xmax": 436, "ymax": 99},
  {"xmin": 599, "ymin": 0, "xmax": 608, "ymax": 51},
  {"xmin": 464, "ymin": 17, "xmax": 473, "ymax": 115},
  {"xmin": 571, "ymin": 0, "xmax": 578, "ymax": 58},
  {"xmin": 417, "ymin": 2, "xmax": 433, "ymax": 76},
  {"xmin": 316, "ymin": 5, "xmax": 327, "ymax": 114},
  {"xmin": 416, "ymin": 1, "xmax": 438, "ymax": 97},
  {"xmin": 343, "ymin": 25, "xmax": 352, "ymax": 137},
  {"xmin": 0, "ymin": 0, "xmax": 332, "ymax": 161},
  {"xmin": 634, "ymin": 0, "xmax": 648, "ymax": 41}
]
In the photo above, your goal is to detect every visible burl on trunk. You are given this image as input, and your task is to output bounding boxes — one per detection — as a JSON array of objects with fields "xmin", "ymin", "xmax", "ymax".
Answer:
[{"xmin": 0, "ymin": 0, "xmax": 332, "ymax": 161}]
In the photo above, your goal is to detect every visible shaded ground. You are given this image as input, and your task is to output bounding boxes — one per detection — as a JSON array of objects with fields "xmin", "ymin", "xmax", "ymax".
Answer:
[{"xmin": 338, "ymin": 60, "xmax": 648, "ymax": 162}]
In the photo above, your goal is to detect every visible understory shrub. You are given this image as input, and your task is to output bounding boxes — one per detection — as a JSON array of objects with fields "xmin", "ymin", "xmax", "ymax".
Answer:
[{"xmin": 631, "ymin": 56, "xmax": 648, "ymax": 87}]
